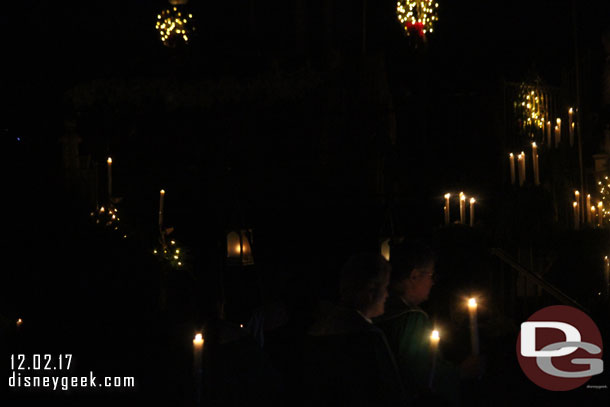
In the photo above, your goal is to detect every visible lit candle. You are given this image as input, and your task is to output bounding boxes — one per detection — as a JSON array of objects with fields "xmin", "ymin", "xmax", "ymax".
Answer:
[
  {"xmin": 159, "ymin": 189, "xmax": 165, "ymax": 228},
  {"xmin": 575, "ymin": 190, "xmax": 580, "ymax": 212},
  {"xmin": 16, "ymin": 318, "xmax": 23, "ymax": 327},
  {"xmin": 591, "ymin": 206, "xmax": 596, "ymax": 228},
  {"xmin": 459, "ymin": 192, "xmax": 466, "ymax": 224},
  {"xmin": 193, "ymin": 332, "xmax": 204, "ymax": 405},
  {"xmin": 532, "ymin": 143, "xmax": 539, "ymax": 186},
  {"xmin": 568, "ymin": 108, "xmax": 574, "ymax": 147},
  {"xmin": 586, "ymin": 194, "xmax": 592, "ymax": 224},
  {"xmin": 546, "ymin": 121, "xmax": 552, "ymax": 148},
  {"xmin": 107, "ymin": 157, "xmax": 113, "ymax": 201},
  {"xmin": 444, "ymin": 193, "xmax": 451, "ymax": 225},
  {"xmin": 598, "ymin": 202, "xmax": 604, "ymax": 226},
  {"xmin": 518, "ymin": 152, "xmax": 526, "ymax": 186},
  {"xmin": 605, "ymin": 256, "xmax": 610, "ymax": 297},
  {"xmin": 556, "ymin": 118, "xmax": 562, "ymax": 147},
  {"xmin": 429, "ymin": 329, "xmax": 440, "ymax": 389},
  {"xmin": 509, "ymin": 153, "xmax": 515, "ymax": 185},
  {"xmin": 467, "ymin": 298, "xmax": 480, "ymax": 356},
  {"xmin": 469, "ymin": 198, "xmax": 476, "ymax": 227},
  {"xmin": 573, "ymin": 202, "xmax": 579, "ymax": 230}
]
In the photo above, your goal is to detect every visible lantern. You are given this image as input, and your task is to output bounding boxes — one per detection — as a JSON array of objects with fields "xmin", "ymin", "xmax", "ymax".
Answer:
[
  {"xmin": 380, "ymin": 238, "xmax": 391, "ymax": 261},
  {"xmin": 156, "ymin": 0, "xmax": 195, "ymax": 47},
  {"xmin": 226, "ymin": 229, "xmax": 254, "ymax": 266},
  {"xmin": 396, "ymin": 1, "xmax": 439, "ymax": 39}
]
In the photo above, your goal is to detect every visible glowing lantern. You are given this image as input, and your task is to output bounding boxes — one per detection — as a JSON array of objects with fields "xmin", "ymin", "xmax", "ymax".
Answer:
[
  {"xmin": 226, "ymin": 229, "xmax": 254, "ymax": 266},
  {"xmin": 380, "ymin": 238, "xmax": 391, "ymax": 261},
  {"xmin": 396, "ymin": 1, "xmax": 439, "ymax": 39},
  {"xmin": 156, "ymin": 0, "xmax": 195, "ymax": 47}
]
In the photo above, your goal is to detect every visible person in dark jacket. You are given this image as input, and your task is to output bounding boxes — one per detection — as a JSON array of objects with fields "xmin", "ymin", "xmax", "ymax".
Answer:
[
  {"xmin": 375, "ymin": 240, "xmax": 481, "ymax": 406},
  {"xmin": 303, "ymin": 253, "xmax": 410, "ymax": 407}
]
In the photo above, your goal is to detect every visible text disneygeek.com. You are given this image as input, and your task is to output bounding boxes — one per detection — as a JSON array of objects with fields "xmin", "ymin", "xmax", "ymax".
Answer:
[{"xmin": 9, "ymin": 354, "xmax": 135, "ymax": 391}]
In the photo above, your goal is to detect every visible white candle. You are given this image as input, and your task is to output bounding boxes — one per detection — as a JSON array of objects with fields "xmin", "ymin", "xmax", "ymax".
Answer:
[
  {"xmin": 509, "ymin": 153, "xmax": 515, "ymax": 185},
  {"xmin": 469, "ymin": 198, "xmax": 476, "ymax": 227},
  {"xmin": 467, "ymin": 298, "xmax": 480, "ymax": 356},
  {"xmin": 546, "ymin": 121, "xmax": 552, "ymax": 148},
  {"xmin": 586, "ymin": 194, "xmax": 592, "ymax": 224},
  {"xmin": 591, "ymin": 206, "xmax": 596, "ymax": 227},
  {"xmin": 459, "ymin": 192, "xmax": 465, "ymax": 224},
  {"xmin": 532, "ymin": 143, "xmax": 539, "ymax": 186},
  {"xmin": 429, "ymin": 330, "xmax": 440, "ymax": 389},
  {"xmin": 556, "ymin": 118, "xmax": 562, "ymax": 147},
  {"xmin": 605, "ymin": 256, "xmax": 610, "ymax": 297},
  {"xmin": 159, "ymin": 189, "xmax": 165, "ymax": 228},
  {"xmin": 598, "ymin": 202, "xmax": 604, "ymax": 227},
  {"xmin": 444, "ymin": 193, "xmax": 451, "ymax": 225},
  {"xmin": 518, "ymin": 152, "xmax": 526, "ymax": 186},
  {"xmin": 573, "ymin": 202, "xmax": 579, "ymax": 230},
  {"xmin": 568, "ymin": 108, "xmax": 574, "ymax": 147},
  {"xmin": 107, "ymin": 157, "xmax": 113, "ymax": 201},
  {"xmin": 193, "ymin": 333, "xmax": 204, "ymax": 405}
]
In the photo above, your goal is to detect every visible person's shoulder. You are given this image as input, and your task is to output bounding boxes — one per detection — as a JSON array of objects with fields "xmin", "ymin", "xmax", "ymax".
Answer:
[
  {"xmin": 309, "ymin": 305, "xmax": 377, "ymax": 336},
  {"xmin": 375, "ymin": 296, "xmax": 429, "ymax": 324}
]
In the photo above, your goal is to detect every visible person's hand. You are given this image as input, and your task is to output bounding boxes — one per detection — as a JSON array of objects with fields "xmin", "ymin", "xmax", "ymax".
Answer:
[{"xmin": 459, "ymin": 354, "xmax": 486, "ymax": 380}]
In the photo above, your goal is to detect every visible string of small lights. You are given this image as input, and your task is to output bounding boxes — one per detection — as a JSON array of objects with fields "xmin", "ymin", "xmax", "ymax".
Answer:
[
  {"xmin": 597, "ymin": 176, "xmax": 610, "ymax": 223},
  {"xmin": 155, "ymin": 6, "xmax": 194, "ymax": 47},
  {"xmin": 515, "ymin": 84, "xmax": 547, "ymax": 139},
  {"xmin": 396, "ymin": 0, "xmax": 439, "ymax": 38},
  {"xmin": 91, "ymin": 206, "xmax": 189, "ymax": 270},
  {"xmin": 91, "ymin": 206, "xmax": 127, "ymax": 238}
]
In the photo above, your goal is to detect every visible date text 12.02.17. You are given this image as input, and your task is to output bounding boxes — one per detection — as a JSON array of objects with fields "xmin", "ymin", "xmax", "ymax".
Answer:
[{"xmin": 10, "ymin": 354, "xmax": 73, "ymax": 371}]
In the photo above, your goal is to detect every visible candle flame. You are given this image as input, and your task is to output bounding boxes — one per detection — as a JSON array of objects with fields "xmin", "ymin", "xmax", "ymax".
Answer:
[
  {"xmin": 573, "ymin": 202, "xmax": 578, "ymax": 207},
  {"xmin": 569, "ymin": 107, "xmax": 573, "ymax": 114},
  {"xmin": 107, "ymin": 157, "xmax": 112, "ymax": 164},
  {"xmin": 444, "ymin": 193, "xmax": 450, "ymax": 199},
  {"xmin": 160, "ymin": 189, "xmax": 165, "ymax": 194},
  {"xmin": 431, "ymin": 330, "xmax": 440, "ymax": 341},
  {"xmin": 468, "ymin": 298, "xmax": 477, "ymax": 309},
  {"xmin": 532, "ymin": 142, "xmax": 537, "ymax": 147},
  {"xmin": 193, "ymin": 333, "xmax": 204, "ymax": 346},
  {"xmin": 556, "ymin": 118, "xmax": 561, "ymax": 125},
  {"xmin": 470, "ymin": 198, "xmax": 475, "ymax": 204},
  {"xmin": 16, "ymin": 318, "xmax": 23, "ymax": 326},
  {"xmin": 575, "ymin": 190, "xmax": 580, "ymax": 196},
  {"xmin": 509, "ymin": 153, "xmax": 514, "ymax": 158}
]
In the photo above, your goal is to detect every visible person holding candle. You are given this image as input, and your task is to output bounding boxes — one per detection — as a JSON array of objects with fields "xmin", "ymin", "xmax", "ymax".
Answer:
[
  {"xmin": 375, "ymin": 240, "xmax": 483, "ymax": 406},
  {"xmin": 305, "ymin": 253, "xmax": 409, "ymax": 407}
]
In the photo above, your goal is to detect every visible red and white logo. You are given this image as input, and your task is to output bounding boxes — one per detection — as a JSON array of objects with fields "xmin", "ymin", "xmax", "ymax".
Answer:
[{"xmin": 516, "ymin": 305, "xmax": 604, "ymax": 391}]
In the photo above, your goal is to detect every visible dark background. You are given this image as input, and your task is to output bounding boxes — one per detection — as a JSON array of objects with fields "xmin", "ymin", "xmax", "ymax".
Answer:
[{"xmin": 2, "ymin": 0, "xmax": 610, "ymax": 405}]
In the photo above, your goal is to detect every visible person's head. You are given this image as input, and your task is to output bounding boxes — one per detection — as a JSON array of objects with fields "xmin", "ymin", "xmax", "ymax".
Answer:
[
  {"xmin": 389, "ymin": 240, "xmax": 436, "ymax": 305},
  {"xmin": 339, "ymin": 253, "xmax": 391, "ymax": 318}
]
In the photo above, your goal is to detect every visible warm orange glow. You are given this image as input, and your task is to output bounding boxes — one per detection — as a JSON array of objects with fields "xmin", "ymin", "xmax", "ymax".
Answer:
[
  {"xmin": 430, "ymin": 330, "xmax": 440, "ymax": 342},
  {"xmin": 193, "ymin": 333, "xmax": 204, "ymax": 347},
  {"xmin": 160, "ymin": 189, "xmax": 165, "ymax": 195},
  {"xmin": 16, "ymin": 318, "xmax": 23, "ymax": 327},
  {"xmin": 468, "ymin": 298, "xmax": 477, "ymax": 309},
  {"xmin": 444, "ymin": 193, "xmax": 450, "ymax": 199},
  {"xmin": 107, "ymin": 157, "xmax": 112, "ymax": 164}
]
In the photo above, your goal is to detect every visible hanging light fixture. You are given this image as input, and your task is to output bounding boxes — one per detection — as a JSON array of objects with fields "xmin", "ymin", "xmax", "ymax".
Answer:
[
  {"xmin": 226, "ymin": 229, "xmax": 254, "ymax": 266},
  {"xmin": 396, "ymin": 1, "xmax": 439, "ymax": 39},
  {"xmin": 155, "ymin": 0, "xmax": 195, "ymax": 47}
]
